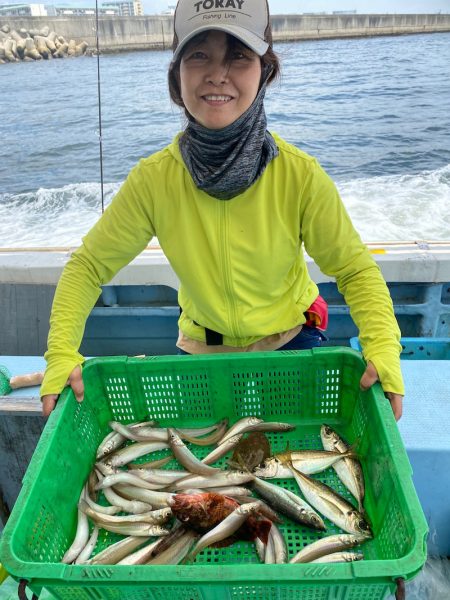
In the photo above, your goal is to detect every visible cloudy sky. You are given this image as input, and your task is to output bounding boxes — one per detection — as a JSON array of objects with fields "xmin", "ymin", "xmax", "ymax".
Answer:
[
  {"xmin": 144, "ymin": 0, "xmax": 449, "ymax": 14},
  {"xmin": 3, "ymin": 1, "xmax": 449, "ymax": 13}
]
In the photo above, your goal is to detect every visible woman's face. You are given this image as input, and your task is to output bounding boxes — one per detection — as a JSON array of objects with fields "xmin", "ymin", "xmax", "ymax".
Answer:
[{"xmin": 179, "ymin": 30, "xmax": 262, "ymax": 130}]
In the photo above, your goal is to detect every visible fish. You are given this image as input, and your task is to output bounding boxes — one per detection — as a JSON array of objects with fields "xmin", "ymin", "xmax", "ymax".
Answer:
[
  {"xmin": 176, "ymin": 419, "xmax": 229, "ymax": 446},
  {"xmin": 169, "ymin": 492, "xmax": 272, "ymax": 547},
  {"xmin": 250, "ymin": 475, "xmax": 326, "ymax": 531},
  {"xmin": 218, "ymin": 417, "xmax": 295, "ymax": 446},
  {"xmin": 79, "ymin": 500, "xmax": 172, "ymax": 526},
  {"xmin": 310, "ymin": 551, "xmax": 364, "ymax": 563},
  {"xmin": 128, "ymin": 455, "xmax": 174, "ymax": 470},
  {"xmin": 116, "ymin": 538, "xmax": 163, "ymax": 566},
  {"xmin": 131, "ymin": 468, "xmax": 189, "ymax": 486},
  {"xmin": 84, "ymin": 494, "xmax": 121, "ymax": 516},
  {"xmin": 289, "ymin": 533, "xmax": 366, "ymax": 563},
  {"xmin": 102, "ymin": 485, "xmax": 153, "ymax": 514},
  {"xmin": 113, "ymin": 484, "xmax": 174, "ymax": 509},
  {"xmin": 74, "ymin": 526, "xmax": 99, "ymax": 565},
  {"xmin": 89, "ymin": 536, "xmax": 150, "ymax": 565},
  {"xmin": 61, "ymin": 486, "xmax": 90, "ymax": 564},
  {"xmin": 320, "ymin": 424, "xmax": 365, "ymax": 512},
  {"xmin": 275, "ymin": 445, "xmax": 357, "ymax": 475},
  {"xmin": 96, "ymin": 421, "xmax": 157, "ymax": 460},
  {"xmin": 185, "ymin": 501, "xmax": 269, "ymax": 561},
  {"xmin": 108, "ymin": 441, "xmax": 170, "ymax": 468},
  {"xmin": 95, "ymin": 472, "xmax": 169, "ymax": 491},
  {"xmin": 288, "ymin": 463, "xmax": 372, "ymax": 539},
  {"xmin": 269, "ymin": 523, "xmax": 288, "ymax": 564},
  {"xmin": 228, "ymin": 432, "xmax": 271, "ymax": 471},
  {"xmin": 201, "ymin": 434, "xmax": 243, "ymax": 465},
  {"xmin": 169, "ymin": 470, "xmax": 254, "ymax": 491},
  {"xmin": 167, "ymin": 428, "xmax": 221, "ymax": 475},
  {"xmin": 147, "ymin": 529, "xmax": 199, "ymax": 565}
]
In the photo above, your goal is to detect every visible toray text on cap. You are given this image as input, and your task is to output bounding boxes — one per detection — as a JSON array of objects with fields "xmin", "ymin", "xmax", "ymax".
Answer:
[{"xmin": 194, "ymin": 0, "xmax": 245, "ymax": 12}]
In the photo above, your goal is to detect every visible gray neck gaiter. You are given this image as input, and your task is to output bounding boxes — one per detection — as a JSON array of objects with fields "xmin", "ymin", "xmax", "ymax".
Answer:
[{"xmin": 178, "ymin": 71, "xmax": 278, "ymax": 201}]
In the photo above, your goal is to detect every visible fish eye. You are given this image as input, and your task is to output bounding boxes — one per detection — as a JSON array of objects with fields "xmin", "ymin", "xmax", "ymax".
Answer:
[{"xmin": 359, "ymin": 520, "xmax": 369, "ymax": 530}]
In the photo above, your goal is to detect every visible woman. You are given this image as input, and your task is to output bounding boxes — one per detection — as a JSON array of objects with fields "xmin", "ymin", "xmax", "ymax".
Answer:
[{"xmin": 41, "ymin": 0, "xmax": 403, "ymax": 419}]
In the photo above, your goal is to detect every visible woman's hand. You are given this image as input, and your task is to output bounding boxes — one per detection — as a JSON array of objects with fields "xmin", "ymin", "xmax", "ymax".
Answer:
[
  {"xmin": 360, "ymin": 361, "xmax": 403, "ymax": 421},
  {"xmin": 41, "ymin": 365, "xmax": 84, "ymax": 417}
]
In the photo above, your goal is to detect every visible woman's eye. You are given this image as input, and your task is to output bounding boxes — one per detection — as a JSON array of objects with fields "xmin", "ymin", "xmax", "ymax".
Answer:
[{"xmin": 187, "ymin": 51, "xmax": 207, "ymax": 60}]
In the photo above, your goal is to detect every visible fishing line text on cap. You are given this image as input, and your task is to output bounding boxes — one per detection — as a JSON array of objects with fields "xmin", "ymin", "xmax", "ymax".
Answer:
[{"xmin": 173, "ymin": 0, "xmax": 270, "ymax": 61}]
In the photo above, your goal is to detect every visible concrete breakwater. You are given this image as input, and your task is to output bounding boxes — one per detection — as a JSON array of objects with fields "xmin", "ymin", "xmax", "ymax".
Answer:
[
  {"xmin": 0, "ymin": 13, "xmax": 449, "ymax": 57},
  {"xmin": 0, "ymin": 23, "xmax": 88, "ymax": 63}
]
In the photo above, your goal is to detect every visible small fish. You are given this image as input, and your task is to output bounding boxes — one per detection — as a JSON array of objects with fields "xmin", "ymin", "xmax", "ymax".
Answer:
[
  {"xmin": 250, "ymin": 475, "xmax": 326, "ymax": 531},
  {"xmin": 113, "ymin": 484, "xmax": 174, "ymax": 509},
  {"xmin": 201, "ymin": 434, "xmax": 243, "ymax": 465},
  {"xmin": 128, "ymin": 455, "xmax": 174, "ymax": 470},
  {"xmin": 147, "ymin": 529, "xmax": 199, "ymax": 565},
  {"xmin": 176, "ymin": 419, "xmax": 229, "ymax": 446},
  {"xmin": 229, "ymin": 432, "xmax": 271, "ymax": 471},
  {"xmin": 84, "ymin": 494, "xmax": 121, "ymax": 516},
  {"xmin": 90, "ymin": 536, "xmax": 150, "ymax": 565},
  {"xmin": 131, "ymin": 468, "xmax": 189, "ymax": 486},
  {"xmin": 321, "ymin": 424, "xmax": 365, "ymax": 512},
  {"xmin": 270, "ymin": 523, "xmax": 288, "ymax": 564},
  {"xmin": 116, "ymin": 538, "xmax": 163, "ymax": 566},
  {"xmin": 108, "ymin": 441, "xmax": 170, "ymax": 468},
  {"xmin": 288, "ymin": 463, "xmax": 372, "ymax": 539},
  {"xmin": 219, "ymin": 417, "xmax": 295, "ymax": 446},
  {"xmin": 170, "ymin": 470, "xmax": 254, "ymax": 491},
  {"xmin": 276, "ymin": 445, "xmax": 357, "ymax": 475},
  {"xmin": 102, "ymin": 485, "xmax": 153, "ymax": 514},
  {"xmin": 167, "ymin": 428, "xmax": 220, "ymax": 476},
  {"xmin": 289, "ymin": 533, "xmax": 366, "ymax": 564},
  {"xmin": 61, "ymin": 486, "xmax": 90, "ymax": 564},
  {"xmin": 95, "ymin": 472, "xmax": 168, "ymax": 491},
  {"xmin": 311, "ymin": 551, "xmax": 364, "ymax": 563},
  {"xmin": 74, "ymin": 526, "xmax": 99, "ymax": 565},
  {"xmin": 79, "ymin": 500, "xmax": 172, "ymax": 527}
]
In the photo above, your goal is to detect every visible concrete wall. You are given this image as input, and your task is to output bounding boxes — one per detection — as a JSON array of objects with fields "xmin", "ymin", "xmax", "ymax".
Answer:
[{"xmin": 1, "ymin": 13, "xmax": 450, "ymax": 52}]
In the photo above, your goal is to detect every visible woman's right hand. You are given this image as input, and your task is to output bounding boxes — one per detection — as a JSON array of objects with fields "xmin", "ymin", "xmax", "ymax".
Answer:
[{"xmin": 41, "ymin": 365, "xmax": 84, "ymax": 417}]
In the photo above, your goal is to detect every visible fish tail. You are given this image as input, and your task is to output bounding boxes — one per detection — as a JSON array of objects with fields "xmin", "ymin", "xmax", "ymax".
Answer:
[{"xmin": 255, "ymin": 518, "xmax": 272, "ymax": 545}]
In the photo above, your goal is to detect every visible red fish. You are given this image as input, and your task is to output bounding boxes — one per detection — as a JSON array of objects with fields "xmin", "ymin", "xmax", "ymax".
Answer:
[{"xmin": 170, "ymin": 492, "xmax": 272, "ymax": 547}]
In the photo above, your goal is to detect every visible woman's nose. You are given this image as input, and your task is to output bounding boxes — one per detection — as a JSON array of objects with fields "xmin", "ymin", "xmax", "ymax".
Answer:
[{"xmin": 205, "ymin": 61, "xmax": 229, "ymax": 86}]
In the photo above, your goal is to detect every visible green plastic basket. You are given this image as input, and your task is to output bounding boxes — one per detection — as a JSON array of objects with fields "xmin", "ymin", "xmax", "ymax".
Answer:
[{"xmin": 0, "ymin": 348, "xmax": 427, "ymax": 600}]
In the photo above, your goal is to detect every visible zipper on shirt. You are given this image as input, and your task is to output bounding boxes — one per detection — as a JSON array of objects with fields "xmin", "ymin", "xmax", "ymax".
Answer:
[{"xmin": 219, "ymin": 201, "xmax": 240, "ymax": 339}]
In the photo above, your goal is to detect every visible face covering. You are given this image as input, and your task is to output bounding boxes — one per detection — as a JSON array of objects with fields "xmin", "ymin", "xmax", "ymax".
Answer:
[{"xmin": 178, "ymin": 67, "xmax": 279, "ymax": 201}]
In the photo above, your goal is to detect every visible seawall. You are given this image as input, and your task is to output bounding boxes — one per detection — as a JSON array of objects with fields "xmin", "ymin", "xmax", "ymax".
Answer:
[{"xmin": 1, "ymin": 13, "xmax": 450, "ymax": 53}]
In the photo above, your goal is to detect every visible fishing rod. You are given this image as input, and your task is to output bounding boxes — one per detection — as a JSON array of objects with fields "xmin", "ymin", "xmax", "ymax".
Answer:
[{"xmin": 95, "ymin": 0, "xmax": 105, "ymax": 213}]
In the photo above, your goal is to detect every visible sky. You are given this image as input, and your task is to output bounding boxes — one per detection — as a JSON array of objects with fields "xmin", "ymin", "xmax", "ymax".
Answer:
[
  {"xmin": 143, "ymin": 0, "xmax": 450, "ymax": 14},
  {"xmin": 2, "ymin": 0, "xmax": 449, "ymax": 13}
]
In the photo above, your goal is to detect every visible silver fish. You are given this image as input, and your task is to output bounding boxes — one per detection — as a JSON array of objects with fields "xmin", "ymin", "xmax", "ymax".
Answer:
[
  {"xmin": 201, "ymin": 434, "xmax": 243, "ymax": 465},
  {"xmin": 147, "ymin": 529, "xmax": 199, "ymax": 565},
  {"xmin": 89, "ymin": 522, "xmax": 169, "ymax": 537},
  {"xmin": 89, "ymin": 536, "xmax": 149, "ymax": 565},
  {"xmin": 79, "ymin": 500, "xmax": 172, "ymax": 526},
  {"xmin": 276, "ymin": 447, "xmax": 356, "ymax": 475},
  {"xmin": 311, "ymin": 551, "xmax": 364, "ymax": 563},
  {"xmin": 320, "ymin": 424, "xmax": 365, "ymax": 512},
  {"xmin": 270, "ymin": 523, "xmax": 288, "ymax": 564},
  {"xmin": 170, "ymin": 470, "xmax": 254, "ymax": 491},
  {"xmin": 116, "ymin": 538, "xmax": 162, "ymax": 566},
  {"xmin": 167, "ymin": 428, "xmax": 220, "ymax": 476},
  {"xmin": 132, "ymin": 468, "xmax": 189, "ymax": 485},
  {"xmin": 176, "ymin": 419, "xmax": 229, "ymax": 446},
  {"xmin": 218, "ymin": 417, "xmax": 264, "ymax": 446},
  {"xmin": 113, "ymin": 484, "xmax": 174, "ymax": 508},
  {"xmin": 250, "ymin": 476, "xmax": 326, "ymax": 531},
  {"xmin": 61, "ymin": 486, "xmax": 90, "ymax": 564},
  {"xmin": 187, "ymin": 502, "xmax": 263, "ymax": 561},
  {"xmin": 263, "ymin": 531, "xmax": 276, "ymax": 564},
  {"xmin": 289, "ymin": 533, "xmax": 366, "ymax": 563},
  {"xmin": 95, "ymin": 472, "xmax": 168, "ymax": 491},
  {"xmin": 74, "ymin": 526, "xmax": 99, "ymax": 565},
  {"xmin": 102, "ymin": 485, "xmax": 153, "ymax": 514},
  {"xmin": 108, "ymin": 441, "xmax": 170, "ymax": 468},
  {"xmin": 128, "ymin": 455, "xmax": 174, "ymax": 470},
  {"xmin": 84, "ymin": 494, "xmax": 121, "ymax": 516},
  {"xmin": 288, "ymin": 464, "xmax": 372, "ymax": 539}
]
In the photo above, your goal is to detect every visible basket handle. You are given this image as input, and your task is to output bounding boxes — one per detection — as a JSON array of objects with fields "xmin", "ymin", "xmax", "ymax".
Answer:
[
  {"xmin": 395, "ymin": 577, "xmax": 405, "ymax": 600},
  {"xmin": 18, "ymin": 579, "xmax": 39, "ymax": 600}
]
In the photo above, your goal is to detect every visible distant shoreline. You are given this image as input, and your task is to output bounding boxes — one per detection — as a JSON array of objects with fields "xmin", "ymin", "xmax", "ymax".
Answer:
[{"xmin": 1, "ymin": 14, "xmax": 450, "ymax": 55}]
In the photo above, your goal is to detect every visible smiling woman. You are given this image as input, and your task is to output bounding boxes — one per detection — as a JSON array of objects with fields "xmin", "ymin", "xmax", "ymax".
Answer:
[{"xmin": 41, "ymin": 0, "xmax": 403, "ymax": 423}]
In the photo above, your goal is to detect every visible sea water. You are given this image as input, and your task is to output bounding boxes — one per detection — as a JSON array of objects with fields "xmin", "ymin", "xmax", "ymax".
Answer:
[{"xmin": 0, "ymin": 32, "xmax": 449, "ymax": 246}]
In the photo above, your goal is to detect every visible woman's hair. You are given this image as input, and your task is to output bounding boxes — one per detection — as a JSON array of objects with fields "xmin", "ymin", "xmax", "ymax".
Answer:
[{"xmin": 168, "ymin": 26, "xmax": 281, "ymax": 112}]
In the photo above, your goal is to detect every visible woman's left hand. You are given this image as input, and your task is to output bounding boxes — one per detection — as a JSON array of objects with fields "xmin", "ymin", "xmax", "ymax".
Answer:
[{"xmin": 359, "ymin": 361, "xmax": 403, "ymax": 421}]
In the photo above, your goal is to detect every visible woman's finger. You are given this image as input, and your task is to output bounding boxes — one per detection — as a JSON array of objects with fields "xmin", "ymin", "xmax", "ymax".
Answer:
[
  {"xmin": 386, "ymin": 392, "xmax": 403, "ymax": 421},
  {"xmin": 42, "ymin": 394, "xmax": 58, "ymax": 418},
  {"xmin": 69, "ymin": 366, "xmax": 84, "ymax": 403},
  {"xmin": 359, "ymin": 361, "xmax": 379, "ymax": 391}
]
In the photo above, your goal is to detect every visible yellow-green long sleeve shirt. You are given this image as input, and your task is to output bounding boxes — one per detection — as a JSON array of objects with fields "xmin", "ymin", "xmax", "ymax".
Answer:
[{"xmin": 41, "ymin": 133, "xmax": 404, "ymax": 397}]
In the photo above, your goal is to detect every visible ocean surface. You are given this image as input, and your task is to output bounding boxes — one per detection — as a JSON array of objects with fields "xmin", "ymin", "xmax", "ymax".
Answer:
[{"xmin": 1, "ymin": 32, "xmax": 449, "ymax": 247}]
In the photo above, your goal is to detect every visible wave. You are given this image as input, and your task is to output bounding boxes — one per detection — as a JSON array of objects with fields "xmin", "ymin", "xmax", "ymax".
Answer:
[{"xmin": 1, "ymin": 165, "xmax": 449, "ymax": 248}]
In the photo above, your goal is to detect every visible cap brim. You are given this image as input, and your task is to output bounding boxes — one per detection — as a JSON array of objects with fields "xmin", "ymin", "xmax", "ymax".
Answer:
[{"xmin": 173, "ymin": 24, "xmax": 269, "ymax": 61}]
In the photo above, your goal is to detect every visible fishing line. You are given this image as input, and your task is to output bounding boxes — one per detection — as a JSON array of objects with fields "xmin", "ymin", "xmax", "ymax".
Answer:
[{"xmin": 95, "ymin": 0, "xmax": 105, "ymax": 213}]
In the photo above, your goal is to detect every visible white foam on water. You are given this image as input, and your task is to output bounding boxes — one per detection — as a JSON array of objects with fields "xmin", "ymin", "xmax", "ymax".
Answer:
[
  {"xmin": 387, "ymin": 557, "xmax": 450, "ymax": 600},
  {"xmin": 1, "ymin": 164, "xmax": 449, "ymax": 247},
  {"xmin": 337, "ymin": 164, "xmax": 450, "ymax": 241}
]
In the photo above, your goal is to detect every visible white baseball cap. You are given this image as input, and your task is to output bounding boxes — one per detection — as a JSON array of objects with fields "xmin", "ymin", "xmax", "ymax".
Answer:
[{"xmin": 172, "ymin": 0, "xmax": 270, "ymax": 61}]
